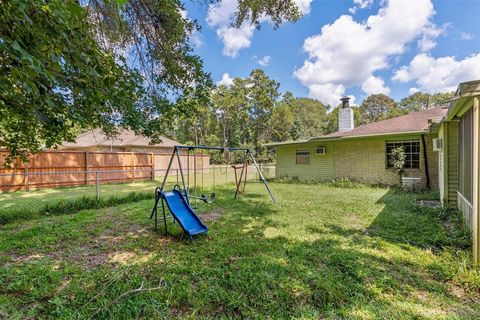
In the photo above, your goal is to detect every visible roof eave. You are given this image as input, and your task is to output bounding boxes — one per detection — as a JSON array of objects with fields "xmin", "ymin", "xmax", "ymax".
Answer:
[
  {"xmin": 446, "ymin": 80, "xmax": 480, "ymax": 119},
  {"xmin": 265, "ymin": 130, "xmax": 430, "ymax": 147},
  {"xmin": 314, "ymin": 130, "xmax": 429, "ymax": 140},
  {"xmin": 264, "ymin": 140, "xmax": 310, "ymax": 147}
]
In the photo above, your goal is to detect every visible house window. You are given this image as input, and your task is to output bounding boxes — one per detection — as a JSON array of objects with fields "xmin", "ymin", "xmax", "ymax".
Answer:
[
  {"xmin": 315, "ymin": 146, "xmax": 326, "ymax": 155},
  {"xmin": 296, "ymin": 150, "xmax": 310, "ymax": 164},
  {"xmin": 386, "ymin": 140, "xmax": 420, "ymax": 169}
]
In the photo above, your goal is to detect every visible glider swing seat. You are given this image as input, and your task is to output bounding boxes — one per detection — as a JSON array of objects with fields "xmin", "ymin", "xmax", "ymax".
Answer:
[
  {"xmin": 150, "ymin": 145, "xmax": 275, "ymax": 237},
  {"xmin": 231, "ymin": 162, "xmax": 248, "ymax": 195}
]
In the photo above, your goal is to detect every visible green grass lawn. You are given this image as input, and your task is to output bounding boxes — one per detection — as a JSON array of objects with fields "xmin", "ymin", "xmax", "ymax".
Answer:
[
  {"xmin": 1, "ymin": 182, "xmax": 479, "ymax": 319},
  {"xmin": 0, "ymin": 165, "xmax": 269, "ymax": 224}
]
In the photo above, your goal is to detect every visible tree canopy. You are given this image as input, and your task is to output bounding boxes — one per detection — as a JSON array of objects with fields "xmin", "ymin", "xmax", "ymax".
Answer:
[
  {"xmin": 399, "ymin": 91, "xmax": 454, "ymax": 111},
  {"xmin": 1, "ymin": 0, "xmax": 456, "ymax": 165},
  {"xmin": 359, "ymin": 94, "xmax": 402, "ymax": 124},
  {"xmin": 0, "ymin": 0, "xmax": 303, "ymax": 164}
]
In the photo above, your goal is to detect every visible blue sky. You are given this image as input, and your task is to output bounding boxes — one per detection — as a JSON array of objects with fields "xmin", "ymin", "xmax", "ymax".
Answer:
[{"xmin": 183, "ymin": 0, "xmax": 480, "ymax": 108}]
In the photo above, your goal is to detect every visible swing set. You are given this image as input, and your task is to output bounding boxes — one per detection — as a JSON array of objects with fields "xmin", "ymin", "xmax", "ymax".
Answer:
[{"xmin": 150, "ymin": 145, "xmax": 275, "ymax": 237}]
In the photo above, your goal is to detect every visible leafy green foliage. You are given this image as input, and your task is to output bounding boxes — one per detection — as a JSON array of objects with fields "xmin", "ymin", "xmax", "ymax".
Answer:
[
  {"xmin": 88, "ymin": 0, "xmax": 211, "ymax": 101},
  {"xmin": 271, "ymin": 176, "xmax": 367, "ymax": 188},
  {"xmin": 1, "ymin": 1, "xmax": 146, "ymax": 164},
  {"xmin": 399, "ymin": 91, "xmax": 455, "ymax": 111},
  {"xmin": 391, "ymin": 146, "xmax": 406, "ymax": 184},
  {"xmin": 323, "ymin": 104, "xmax": 363, "ymax": 134},
  {"xmin": 173, "ymin": 72, "xmax": 330, "ymax": 162},
  {"xmin": 359, "ymin": 94, "xmax": 402, "ymax": 124},
  {"xmin": 234, "ymin": 0, "xmax": 302, "ymax": 29},
  {"xmin": 173, "ymin": 69, "xmax": 281, "ymax": 161},
  {"xmin": 1, "ymin": 0, "xmax": 302, "ymax": 164},
  {"xmin": 285, "ymin": 96, "xmax": 328, "ymax": 140}
]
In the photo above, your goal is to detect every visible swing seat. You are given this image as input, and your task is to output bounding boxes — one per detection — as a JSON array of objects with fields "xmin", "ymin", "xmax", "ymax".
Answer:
[{"xmin": 201, "ymin": 193, "xmax": 216, "ymax": 204}]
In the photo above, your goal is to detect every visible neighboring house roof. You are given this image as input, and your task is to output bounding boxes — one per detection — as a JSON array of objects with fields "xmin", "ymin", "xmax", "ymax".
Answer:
[
  {"xmin": 62, "ymin": 129, "xmax": 180, "ymax": 148},
  {"xmin": 265, "ymin": 107, "xmax": 448, "ymax": 146}
]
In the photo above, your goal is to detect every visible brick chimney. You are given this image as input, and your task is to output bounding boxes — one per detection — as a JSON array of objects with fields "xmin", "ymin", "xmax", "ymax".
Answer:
[{"xmin": 339, "ymin": 96, "xmax": 354, "ymax": 132}]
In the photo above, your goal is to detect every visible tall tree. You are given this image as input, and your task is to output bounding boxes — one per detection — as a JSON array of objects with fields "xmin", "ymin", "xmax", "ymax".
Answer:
[
  {"xmin": 268, "ymin": 92, "xmax": 294, "ymax": 142},
  {"xmin": 399, "ymin": 92, "xmax": 431, "ymax": 111},
  {"xmin": 289, "ymin": 97, "xmax": 328, "ymax": 139},
  {"xmin": 0, "ymin": 0, "xmax": 303, "ymax": 164},
  {"xmin": 323, "ymin": 105, "xmax": 362, "ymax": 134},
  {"xmin": 359, "ymin": 94, "xmax": 401, "ymax": 124},
  {"xmin": 399, "ymin": 91, "xmax": 454, "ymax": 111},
  {"xmin": 246, "ymin": 69, "xmax": 280, "ymax": 152}
]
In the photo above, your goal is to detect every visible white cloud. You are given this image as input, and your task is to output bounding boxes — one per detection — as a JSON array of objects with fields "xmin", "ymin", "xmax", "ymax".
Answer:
[
  {"xmin": 361, "ymin": 76, "xmax": 391, "ymax": 95},
  {"xmin": 409, "ymin": 87, "xmax": 420, "ymax": 94},
  {"xmin": 460, "ymin": 32, "xmax": 474, "ymax": 41},
  {"xmin": 294, "ymin": 0, "xmax": 436, "ymax": 106},
  {"xmin": 349, "ymin": 0, "xmax": 374, "ymax": 14},
  {"xmin": 354, "ymin": 0, "xmax": 374, "ymax": 8},
  {"xmin": 206, "ymin": 0, "xmax": 255, "ymax": 57},
  {"xmin": 207, "ymin": 0, "xmax": 312, "ymax": 57},
  {"xmin": 295, "ymin": 0, "xmax": 314, "ymax": 15},
  {"xmin": 217, "ymin": 23, "xmax": 255, "ymax": 57},
  {"xmin": 190, "ymin": 31, "xmax": 203, "ymax": 48},
  {"xmin": 347, "ymin": 95, "xmax": 357, "ymax": 107},
  {"xmin": 417, "ymin": 22, "xmax": 448, "ymax": 52},
  {"xmin": 392, "ymin": 53, "xmax": 480, "ymax": 92},
  {"xmin": 309, "ymin": 83, "xmax": 346, "ymax": 107},
  {"xmin": 258, "ymin": 56, "xmax": 271, "ymax": 66},
  {"xmin": 206, "ymin": 0, "xmax": 237, "ymax": 27},
  {"xmin": 217, "ymin": 73, "xmax": 235, "ymax": 86}
]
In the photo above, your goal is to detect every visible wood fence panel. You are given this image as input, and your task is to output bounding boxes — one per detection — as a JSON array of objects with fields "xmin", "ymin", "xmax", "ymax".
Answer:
[
  {"xmin": 153, "ymin": 154, "xmax": 210, "ymax": 179},
  {"xmin": 0, "ymin": 150, "xmax": 205, "ymax": 191}
]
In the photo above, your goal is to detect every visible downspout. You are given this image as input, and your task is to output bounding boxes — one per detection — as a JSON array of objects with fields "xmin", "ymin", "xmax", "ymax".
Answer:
[{"xmin": 421, "ymin": 134, "xmax": 430, "ymax": 189}]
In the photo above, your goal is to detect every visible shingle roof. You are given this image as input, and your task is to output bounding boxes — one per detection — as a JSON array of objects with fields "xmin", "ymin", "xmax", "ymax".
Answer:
[
  {"xmin": 322, "ymin": 107, "xmax": 448, "ymax": 139},
  {"xmin": 63, "ymin": 129, "xmax": 180, "ymax": 148},
  {"xmin": 265, "ymin": 107, "xmax": 448, "ymax": 147}
]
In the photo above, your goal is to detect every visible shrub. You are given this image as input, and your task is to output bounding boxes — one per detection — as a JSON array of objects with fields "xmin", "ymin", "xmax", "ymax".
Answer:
[
  {"xmin": 270, "ymin": 176, "xmax": 366, "ymax": 188},
  {"xmin": 0, "ymin": 192, "xmax": 153, "ymax": 225},
  {"xmin": 391, "ymin": 146, "xmax": 406, "ymax": 185}
]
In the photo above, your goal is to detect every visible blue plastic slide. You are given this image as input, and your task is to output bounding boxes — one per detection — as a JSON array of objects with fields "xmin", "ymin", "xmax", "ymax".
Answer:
[{"xmin": 162, "ymin": 189, "xmax": 208, "ymax": 237}]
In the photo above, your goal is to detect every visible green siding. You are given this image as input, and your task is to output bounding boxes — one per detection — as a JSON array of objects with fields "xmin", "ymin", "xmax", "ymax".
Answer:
[
  {"xmin": 274, "ymin": 133, "xmax": 437, "ymax": 187},
  {"xmin": 276, "ymin": 142, "xmax": 334, "ymax": 179},
  {"xmin": 447, "ymin": 122, "xmax": 459, "ymax": 206},
  {"xmin": 438, "ymin": 124, "xmax": 446, "ymax": 203}
]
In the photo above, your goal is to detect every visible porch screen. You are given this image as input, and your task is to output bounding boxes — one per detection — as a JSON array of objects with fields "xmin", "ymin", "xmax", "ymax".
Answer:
[{"xmin": 458, "ymin": 109, "xmax": 473, "ymax": 203}]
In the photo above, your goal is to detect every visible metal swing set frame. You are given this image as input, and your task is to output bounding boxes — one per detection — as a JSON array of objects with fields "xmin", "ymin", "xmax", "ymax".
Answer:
[
  {"xmin": 150, "ymin": 145, "xmax": 276, "ymax": 233},
  {"xmin": 160, "ymin": 146, "xmax": 276, "ymax": 205}
]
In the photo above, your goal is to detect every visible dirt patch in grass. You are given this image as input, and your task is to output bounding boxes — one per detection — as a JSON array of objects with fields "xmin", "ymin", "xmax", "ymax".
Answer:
[
  {"xmin": 4, "ymin": 207, "xmax": 156, "ymax": 270},
  {"xmin": 109, "ymin": 251, "xmax": 155, "ymax": 265},
  {"xmin": 201, "ymin": 208, "xmax": 224, "ymax": 222},
  {"xmin": 417, "ymin": 200, "xmax": 442, "ymax": 209}
]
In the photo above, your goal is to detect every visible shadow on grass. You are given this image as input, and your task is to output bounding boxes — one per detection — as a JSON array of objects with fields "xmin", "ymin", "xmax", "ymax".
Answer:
[
  {"xmin": 1, "ymin": 186, "xmax": 478, "ymax": 319},
  {"xmin": 133, "ymin": 189, "xmax": 476, "ymax": 318},
  {"xmin": 366, "ymin": 188, "xmax": 470, "ymax": 249}
]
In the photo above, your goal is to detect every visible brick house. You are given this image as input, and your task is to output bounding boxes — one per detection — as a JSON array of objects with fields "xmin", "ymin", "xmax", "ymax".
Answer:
[{"xmin": 266, "ymin": 97, "xmax": 447, "ymax": 189}]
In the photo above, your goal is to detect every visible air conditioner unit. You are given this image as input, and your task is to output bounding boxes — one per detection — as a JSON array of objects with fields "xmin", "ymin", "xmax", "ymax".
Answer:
[
  {"xmin": 315, "ymin": 146, "xmax": 326, "ymax": 155},
  {"xmin": 433, "ymin": 138, "xmax": 442, "ymax": 151}
]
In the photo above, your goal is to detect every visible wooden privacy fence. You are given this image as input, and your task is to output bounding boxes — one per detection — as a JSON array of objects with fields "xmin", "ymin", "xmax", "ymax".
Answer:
[{"xmin": 0, "ymin": 150, "xmax": 209, "ymax": 191}]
